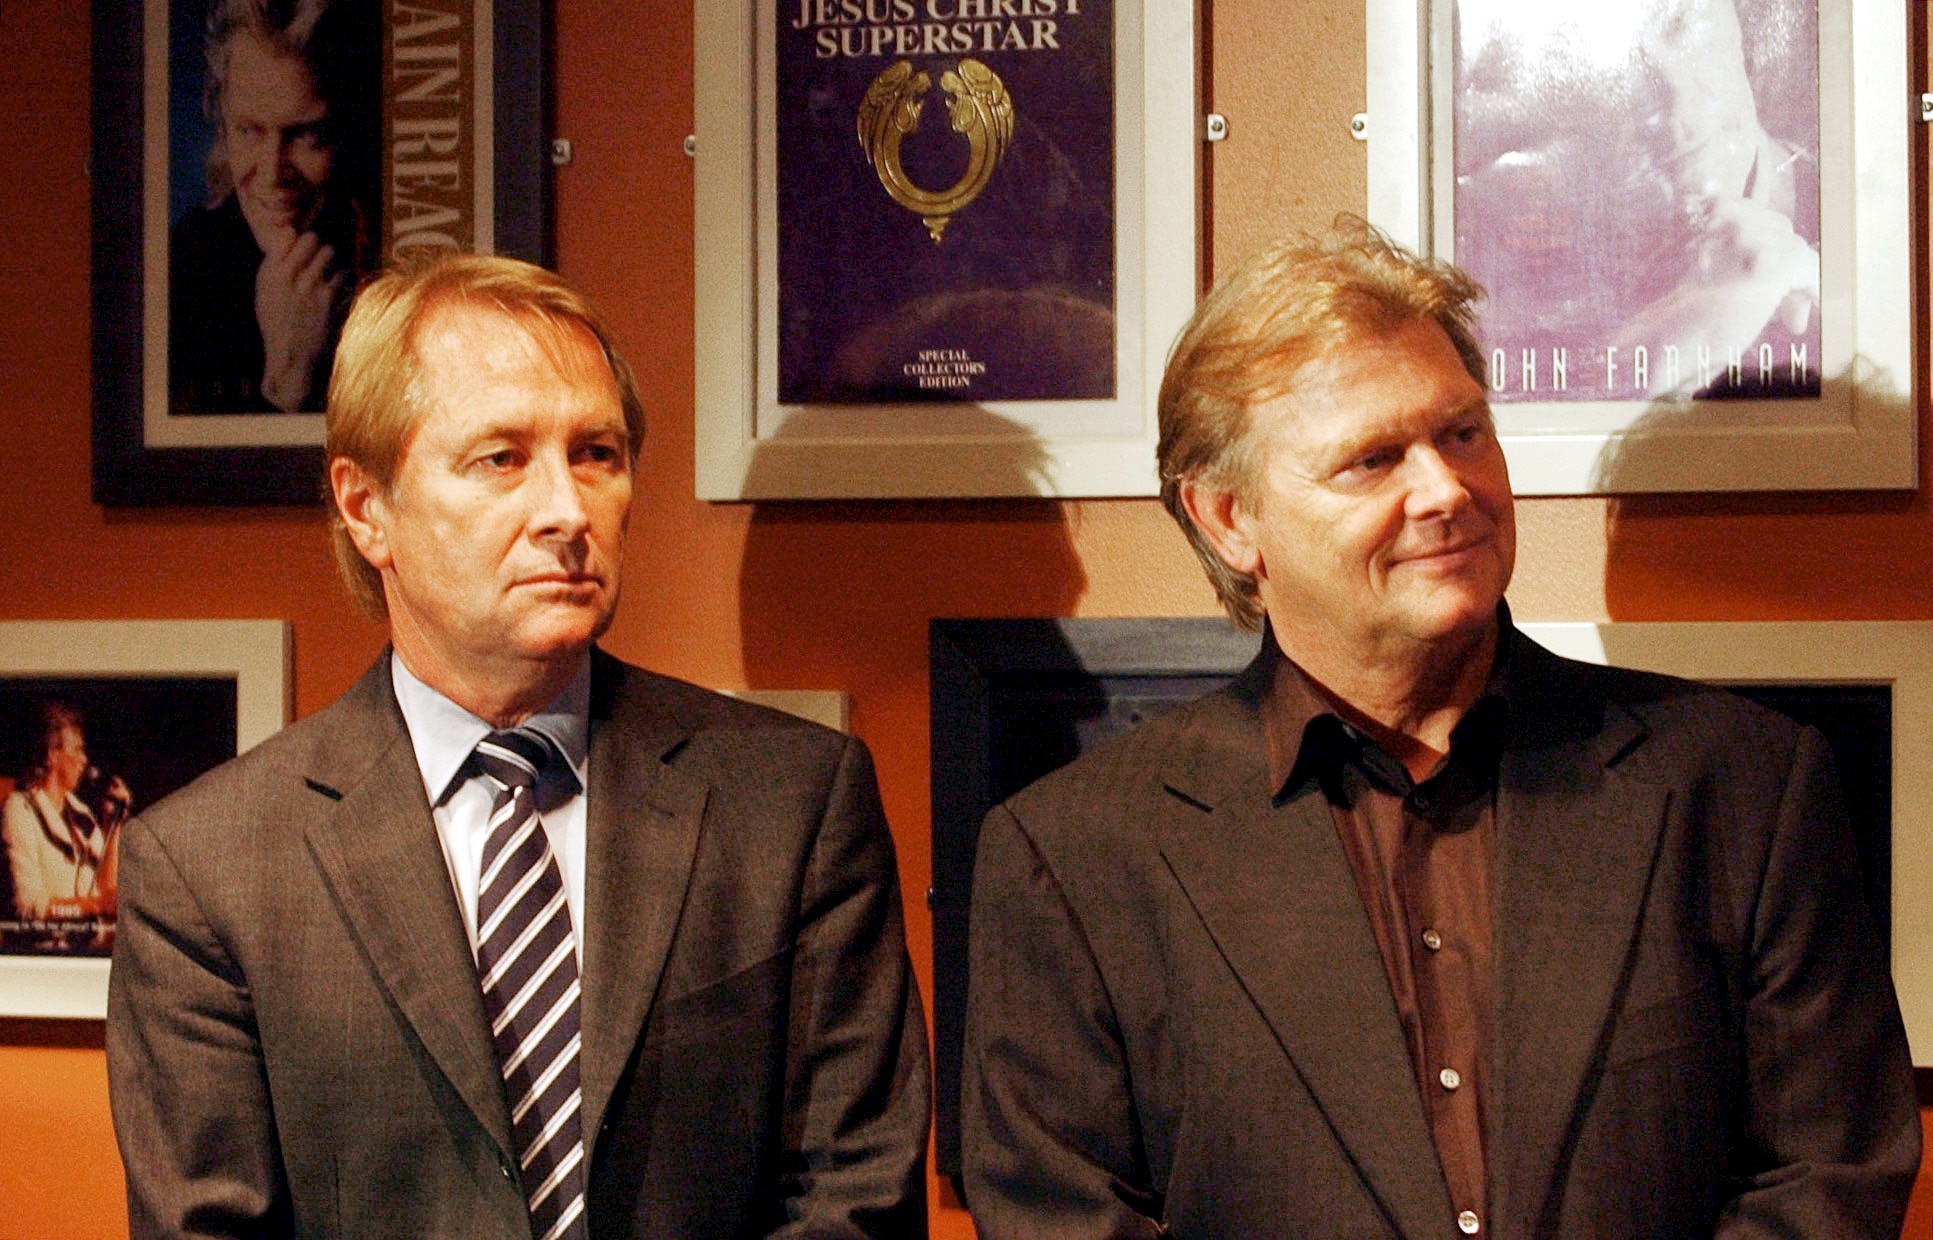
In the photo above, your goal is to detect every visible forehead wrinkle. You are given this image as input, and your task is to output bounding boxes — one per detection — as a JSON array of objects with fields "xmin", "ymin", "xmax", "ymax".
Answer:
[
  {"xmin": 397, "ymin": 304, "xmax": 627, "ymax": 461},
  {"xmin": 422, "ymin": 300, "xmax": 615, "ymax": 395},
  {"xmin": 1265, "ymin": 356, "xmax": 1492, "ymax": 476},
  {"xmin": 1300, "ymin": 391, "xmax": 1492, "ymax": 465}
]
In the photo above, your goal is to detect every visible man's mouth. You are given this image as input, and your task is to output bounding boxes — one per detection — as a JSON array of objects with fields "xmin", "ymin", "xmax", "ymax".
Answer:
[
  {"xmin": 1395, "ymin": 534, "xmax": 1491, "ymax": 568},
  {"xmin": 246, "ymin": 191, "xmax": 308, "ymax": 223},
  {"xmin": 518, "ymin": 571, "xmax": 603, "ymax": 590}
]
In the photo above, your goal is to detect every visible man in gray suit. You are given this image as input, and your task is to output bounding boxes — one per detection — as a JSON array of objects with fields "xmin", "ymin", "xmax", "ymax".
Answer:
[
  {"xmin": 108, "ymin": 256, "xmax": 929, "ymax": 1238},
  {"xmin": 960, "ymin": 220, "xmax": 1919, "ymax": 1237}
]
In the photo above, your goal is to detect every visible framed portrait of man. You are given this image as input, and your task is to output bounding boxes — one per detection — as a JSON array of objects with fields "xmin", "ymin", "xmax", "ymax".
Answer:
[
  {"xmin": 1365, "ymin": 0, "xmax": 1911, "ymax": 493},
  {"xmin": 91, "ymin": 0, "xmax": 550, "ymax": 505}
]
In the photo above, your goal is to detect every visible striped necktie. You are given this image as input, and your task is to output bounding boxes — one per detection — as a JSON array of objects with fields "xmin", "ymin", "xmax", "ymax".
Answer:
[{"xmin": 471, "ymin": 729, "xmax": 588, "ymax": 1240}]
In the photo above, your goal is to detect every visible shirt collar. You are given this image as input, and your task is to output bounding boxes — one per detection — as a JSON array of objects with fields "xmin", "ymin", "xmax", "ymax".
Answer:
[
  {"xmin": 1259, "ymin": 609, "xmax": 1515, "ymax": 801},
  {"xmin": 390, "ymin": 650, "xmax": 591, "ymax": 806}
]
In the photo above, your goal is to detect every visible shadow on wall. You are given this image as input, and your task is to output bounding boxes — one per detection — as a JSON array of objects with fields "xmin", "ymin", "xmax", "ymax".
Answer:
[
  {"xmin": 735, "ymin": 409, "xmax": 1088, "ymax": 1182},
  {"xmin": 1586, "ymin": 368, "xmax": 1914, "ymax": 950},
  {"xmin": 736, "ymin": 403, "xmax": 1089, "ymax": 711},
  {"xmin": 1589, "ymin": 367, "xmax": 1919, "ymax": 619}
]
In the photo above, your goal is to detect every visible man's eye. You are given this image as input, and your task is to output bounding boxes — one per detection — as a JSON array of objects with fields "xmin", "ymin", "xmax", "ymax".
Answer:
[
  {"xmin": 474, "ymin": 450, "xmax": 520, "ymax": 472},
  {"xmin": 575, "ymin": 441, "xmax": 624, "ymax": 467},
  {"xmin": 1441, "ymin": 421, "xmax": 1492, "ymax": 454}
]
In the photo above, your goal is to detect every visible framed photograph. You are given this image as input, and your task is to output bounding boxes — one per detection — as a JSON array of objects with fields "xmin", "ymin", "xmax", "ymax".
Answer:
[
  {"xmin": 0, "ymin": 620, "xmax": 288, "ymax": 1018},
  {"xmin": 694, "ymin": 0, "xmax": 1198, "ymax": 500},
  {"xmin": 927, "ymin": 616, "xmax": 1933, "ymax": 1171},
  {"xmin": 927, "ymin": 616, "xmax": 1261, "ymax": 1175},
  {"xmin": 92, "ymin": 0, "xmax": 551, "ymax": 507},
  {"xmin": 1365, "ymin": 0, "xmax": 1912, "ymax": 494}
]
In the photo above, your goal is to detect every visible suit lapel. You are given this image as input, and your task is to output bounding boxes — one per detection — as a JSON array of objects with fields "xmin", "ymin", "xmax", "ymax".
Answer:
[
  {"xmin": 1488, "ymin": 642, "xmax": 1668, "ymax": 1240},
  {"xmin": 1156, "ymin": 692, "xmax": 1453, "ymax": 1239},
  {"xmin": 576, "ymin": 656, "xmax": 709, "ymax": 1142},
  {"xmin": 300, "ymin": 661, "xmax": 514, "ymax": 1160}
]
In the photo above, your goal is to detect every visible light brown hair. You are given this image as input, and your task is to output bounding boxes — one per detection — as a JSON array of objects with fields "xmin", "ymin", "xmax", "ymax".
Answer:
[
  {"xmin": 1157, "ymin": 216, "xmax": 1487, "ymax": 629},
  {"xmin": 325, "ymin": 254, "xmax": 646, "ymax": 619}
]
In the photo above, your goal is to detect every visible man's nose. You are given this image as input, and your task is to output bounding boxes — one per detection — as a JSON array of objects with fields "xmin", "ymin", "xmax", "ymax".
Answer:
[
  {"xmin": 526, "ymin": 452, "xmax": 591, "ymax": 541},
  {"xmin": 272, "ymin": 135, "xmax": 304, "ymax": 179},
  {"xmin": 1403, "ymin": 446, "xmax": 1472, "ymax": 516}
]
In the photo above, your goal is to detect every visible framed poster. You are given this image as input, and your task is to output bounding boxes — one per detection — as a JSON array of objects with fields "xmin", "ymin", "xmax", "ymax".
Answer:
[
  {"xmin": 695, "ymin": 0, "xmax": 1198, "ymax": 499},
  {"xmin": 927, "ymin": 616, "xmax": 1933, "ymax": 1172},
  {"xmin": 1365, "ymin": 0, "xmax": 1912, "ymax": 493},
  {"xmin": 0, "ymin": 620, "xmax": 288, "ymax": 1019},
  {"xmin": 92, "ymin": 0, "xmax": 550, "ymax": 507}
]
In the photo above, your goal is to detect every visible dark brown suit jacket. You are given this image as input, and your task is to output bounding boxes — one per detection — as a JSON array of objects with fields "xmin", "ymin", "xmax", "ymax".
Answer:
[
  {"xmin": 962, "ymin": 628, "xmax": 1918, "ymax": 1238},
  {"xmin": 108, "ymin": 651, "xmax": 929, "ymax": 1238}
]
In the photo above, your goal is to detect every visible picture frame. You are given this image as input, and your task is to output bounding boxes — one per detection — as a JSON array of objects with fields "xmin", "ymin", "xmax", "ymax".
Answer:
[
  {"xmin": 722, "ymin": 688, "xmax": 849, "ymax": 732},
  {"xmin": 927, "ymin": 616, "xmax": 1261, "ymax": 1175},
  {"xmin": 1517, "ymin": 620, "xmax": 1933, "ymax": 1062},
  {"xmin": 0, "ymin": 620, "xmax": 289, "ymax": 1018},
  {"xmin": 927, "ymin": 616, "xmax": 1933, "ymax": 1172},
  {"xmin": 694, "ymin": 0, "xmax": 1198, "ymax": 500},
  {"xmin": 91, "ymin": 0, "xmax": 551, "ymax": 507},
  {"xmin": 1364, "ymin": 0, "xmax": 1912, "ymax": 494}
]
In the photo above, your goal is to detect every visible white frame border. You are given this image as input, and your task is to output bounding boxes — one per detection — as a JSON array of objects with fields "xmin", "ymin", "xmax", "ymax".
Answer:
[
  {"xmin": 1366, "ymin": 0, "xmax": 1913, "ymax": 494},
  {"xmin": 1520, "ymin": 620, "xmax": 1933, "ymax": 1062},
  {"xmin": 0, "ymin": 620, "xmax": 289, "ymax": 1020},
  {"xmin": 694, "ymin": 0, "xmax": 1197, "ymax": 500},
  {"xmin": 723, "ymin": 688, "xmax": 849, "ymax": 733}
]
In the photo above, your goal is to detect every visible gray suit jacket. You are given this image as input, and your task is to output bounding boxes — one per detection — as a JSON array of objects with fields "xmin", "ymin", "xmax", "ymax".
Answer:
[
  {"xmin": 108, "ymin": 650, "xmax": 929, "ymax": 1238},
  {"xmin": 962, "ymin": 627, "xmax": 1918, "ymax": 1238}
]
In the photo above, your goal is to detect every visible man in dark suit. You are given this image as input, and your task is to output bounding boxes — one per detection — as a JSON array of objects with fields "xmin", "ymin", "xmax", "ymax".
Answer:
[
  {"xmin": 108, "ymin": 256, "xmax": 929, "ymax": 1238},
  {"xmin": 960, "ymin": 220, "xmax": 1919, "ymax": 1237}
]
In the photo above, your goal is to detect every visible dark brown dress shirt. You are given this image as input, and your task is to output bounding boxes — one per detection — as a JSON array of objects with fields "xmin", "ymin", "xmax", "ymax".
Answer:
[{"xmin": 1260, "ymin": 642, "xmax": 1510, "ymax": 1233}]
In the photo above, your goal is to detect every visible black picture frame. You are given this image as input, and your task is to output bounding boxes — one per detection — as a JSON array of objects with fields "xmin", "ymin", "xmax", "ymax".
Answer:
[
  {"xmin": 928, "ymin": 616, "xmax": 1262, "ymax": 1179},
  {"xmin": 0, "ymin": 674, "xmax": 238, "ymax": 958},
  {"xmin": 927, "ymin": 617, "xmax": 1896, "ymax": 1182},
  {"xmin": 90, "ymin": 0, "xmax": 551, "ymax": 506}
]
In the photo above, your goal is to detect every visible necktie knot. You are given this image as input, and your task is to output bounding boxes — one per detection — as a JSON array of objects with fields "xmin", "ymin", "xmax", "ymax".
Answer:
[{"xmin": 473, "ymin": 728, "xmax": 557, "ymax": 796}]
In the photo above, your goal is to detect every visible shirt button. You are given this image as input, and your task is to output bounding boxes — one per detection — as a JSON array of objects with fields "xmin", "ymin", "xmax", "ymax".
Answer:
[
  {"xmin": 1422, "ymin": 928, "xmax": 1443, "ymax": 951},
  {"xmin": 1439, "ymin": 1067, "xmax": 1462, "ymax": 1091},
  {"xmin": 1458, "ymin": 1209, "xmax": 1481, "ymax": 1234}
]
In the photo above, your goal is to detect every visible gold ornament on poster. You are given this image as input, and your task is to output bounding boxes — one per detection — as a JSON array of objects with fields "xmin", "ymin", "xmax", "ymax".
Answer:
[{"xmin": 857, "ymin": 58, "xmax": 1014, "ymax": 242}]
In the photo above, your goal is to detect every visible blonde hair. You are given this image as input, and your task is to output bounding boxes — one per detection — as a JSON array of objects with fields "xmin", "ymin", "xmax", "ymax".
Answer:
[
  {"xmin": 1157, "ymin": 216, "xmax": 1487, "ymax": 629},
  {"xmin": 324, "ymin": 254, "xmax": 646, "ymax": 619}
]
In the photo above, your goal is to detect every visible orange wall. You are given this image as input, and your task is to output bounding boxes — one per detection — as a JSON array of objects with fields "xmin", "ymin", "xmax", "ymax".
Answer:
[{"xmin": 0, "ymin": 1, "xmax": 1928, "ymax": 1237}]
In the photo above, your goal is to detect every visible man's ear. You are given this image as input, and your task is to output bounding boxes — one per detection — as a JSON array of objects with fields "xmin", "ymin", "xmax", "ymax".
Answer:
[
  {"xmin": 330, "ymin": 457, "xmax": 395, "ymax": 572},
  {"xmin": 1178, "ymin": 476, "xmax": 1263, "ymax": 577}
]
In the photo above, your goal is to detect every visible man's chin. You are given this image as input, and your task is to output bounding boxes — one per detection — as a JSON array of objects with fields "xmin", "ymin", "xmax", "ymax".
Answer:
[
  {"xmin": 509, "ymin": 602, "xmax": 617, "ymax": 660},
  {"xmin": 238, "ymin": 198, "xmax": 316, "ymax": 248},
  {"xmin": 1399, "ymin": 584, "xmax": 1505, "ymax": 644}
]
